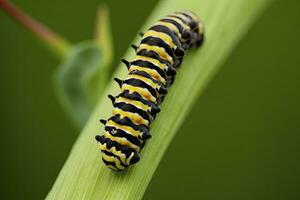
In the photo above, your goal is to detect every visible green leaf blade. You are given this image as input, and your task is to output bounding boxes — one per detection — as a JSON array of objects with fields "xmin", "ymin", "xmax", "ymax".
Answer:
[
  {"xmin": 54, "ymin": 42, "xmax": 102, "ymax": 128},
  {"xmin": 53, "ymin": 6, "xmax": 114, "ymax": 128}
]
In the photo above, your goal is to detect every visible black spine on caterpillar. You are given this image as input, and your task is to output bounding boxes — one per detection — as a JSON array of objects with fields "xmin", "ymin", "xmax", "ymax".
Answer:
[{"xmin": 95, "ymin": 10, "xmax": 205, "ymax": 171}]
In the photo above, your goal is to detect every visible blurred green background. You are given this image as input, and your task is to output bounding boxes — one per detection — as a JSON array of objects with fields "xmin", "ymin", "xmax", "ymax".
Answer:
[{"xmin": 0, "ymin": 0, "xmax": 299, "ymax": 199}]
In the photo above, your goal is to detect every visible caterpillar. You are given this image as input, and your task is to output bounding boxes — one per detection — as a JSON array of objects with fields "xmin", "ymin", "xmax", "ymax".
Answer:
[{"xmin": 95, "ymin": 10, "xmax": 204, "ymax": 171}]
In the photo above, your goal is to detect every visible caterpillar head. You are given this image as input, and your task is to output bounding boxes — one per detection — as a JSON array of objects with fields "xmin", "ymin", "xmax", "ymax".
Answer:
[
  {"xmin": 192, "ymin": 18, "xmax": 205, "ymax": 48},
  {"xmin": 176, "ymin": 10, "xmax": 205, "ymax": 49}
]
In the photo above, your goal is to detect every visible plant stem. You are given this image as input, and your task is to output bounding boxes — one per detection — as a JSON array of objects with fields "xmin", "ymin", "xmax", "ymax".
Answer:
[
  {"xmin": 94, "ymin": 4, "xmax": 113, "ymax": 68},
  {"xmin": 46, "ymin": 0, "xmax": 274, "ymax": 199},
  {"xmin": 0, "ymin": 0, "xmax": 70, "ymax": 57}
]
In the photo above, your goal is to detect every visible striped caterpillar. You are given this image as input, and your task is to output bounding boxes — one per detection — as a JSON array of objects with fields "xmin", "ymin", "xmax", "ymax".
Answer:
[{"xmin": 95, "ymin": 10, "xmax": 204, "ymax": 171}]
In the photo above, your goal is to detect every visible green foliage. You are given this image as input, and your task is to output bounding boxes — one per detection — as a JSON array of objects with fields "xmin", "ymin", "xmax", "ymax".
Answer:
[
  {"xmin": 54, "ymin": 42, "xmax": 103, "ymax": 128},
  {"xmin": 47, "ymin": 0, "xmax": 273, "ymax": 199},
  {"xmin": 0, "ymin": 2, "xmax": 114, "ymax": 128},
  {"xmin": 54, "ymin": 6, "xmax": 114, "ymax": 128}
]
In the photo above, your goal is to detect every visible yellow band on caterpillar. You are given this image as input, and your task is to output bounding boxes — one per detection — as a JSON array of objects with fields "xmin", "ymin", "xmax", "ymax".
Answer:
[
  {"xmin": 137, "ymin": 44, "xmax": 174, "ymax": 65},
  {"xmin": 126, "ymin": 74, "xmax": 160, "ymax": 91},
  {"xmin": 121, "ymin": 84, "xmax": 157, "ymax": 103},
  {"xmin": 106, "ymin": 120, "xmax": 142, "ymax": 139},
  {"xmin": 112, "ymin": 108, "xmax": 149, "ymax": 126},
  {"xmin": 129, "ymin": 65, "xmax": 166, "ymax": 85},
  {"xmin": 134, "ymin": 55, "xmax": 168, "ymax": 71},
  {"xmin": 115, "ymin": 96, "xmax": 150, "ymax": 112},
  {"xmin": 142, "ymin": 30, "xmax": 175, "ymax": 49}
]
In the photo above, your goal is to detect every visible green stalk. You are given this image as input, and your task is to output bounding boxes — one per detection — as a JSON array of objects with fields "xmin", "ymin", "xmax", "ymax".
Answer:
[
  {"xmin": 94, "ymin": 5, "xmax": 113, "ymax": 70},
  {"xmin": 0, "ymin": 0, "xmax": 70, "ymax": 57},
  {"xmin": 47, "ymin": 0, "xmax": 273, "ymax": 199}
]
